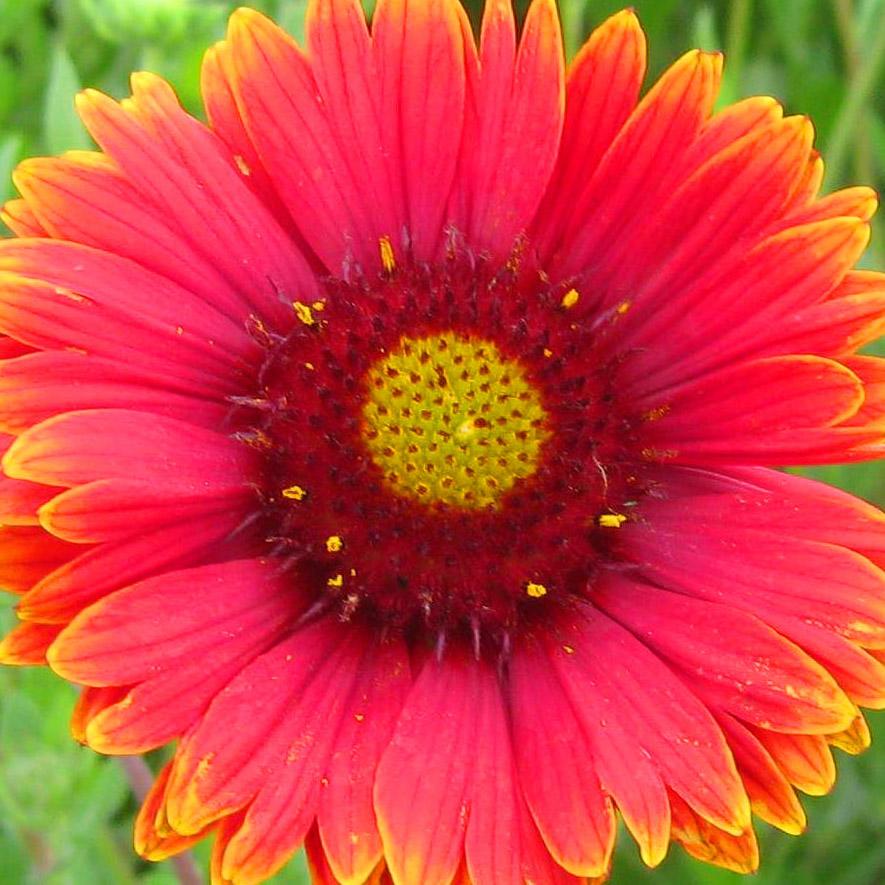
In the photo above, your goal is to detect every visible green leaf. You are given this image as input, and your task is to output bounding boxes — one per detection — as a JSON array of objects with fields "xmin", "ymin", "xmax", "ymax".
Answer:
[
  {"xmin": 43, "ymin": 42, "xmax": 91, "ymax": 155},
  {"xmin": 0, "ymin": 131, "xmax": 22, "ymax": 204}
]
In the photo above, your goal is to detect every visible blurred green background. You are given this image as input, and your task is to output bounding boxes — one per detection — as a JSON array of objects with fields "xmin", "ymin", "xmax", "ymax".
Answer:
[{"xmin": 0, "ymin": 0, "xmax": 883, "ymax": 883}]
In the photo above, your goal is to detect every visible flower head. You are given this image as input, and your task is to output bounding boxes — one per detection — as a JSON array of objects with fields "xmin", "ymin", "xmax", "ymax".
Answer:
[{"xmin": 1, "ymin": 1, "xmax": 884, "ymax": 883}]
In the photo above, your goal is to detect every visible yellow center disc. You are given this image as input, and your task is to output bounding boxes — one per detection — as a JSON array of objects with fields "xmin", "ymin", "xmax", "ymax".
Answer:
[{"xmin": 361, "ymin": 332, "xmax": 551, "ymax": 509}]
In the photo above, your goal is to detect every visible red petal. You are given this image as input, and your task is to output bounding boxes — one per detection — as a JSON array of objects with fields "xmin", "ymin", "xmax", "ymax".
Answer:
[
  {"xmin": 0, "ymin": 472, "xmax": 57, "ymax": 526},
  {"xmin": 843, "ymin": 354, "xmax": 885, "ymax": 427},
  {"xmin": 552, "ymin": 49, "xmax": 722, "ymax": 279},
  {"xmin": 626, "ymin": 495, "xmax": 885, "ymax": 650},
  {"xmin": 39, "ymin": 479, "xmax": 253, "ymax": 545},
  {"xmin": 19, "ymin": 511, "xmax": 248, "ymax": 624},
  {"xmin": 0, "ymin": 241, "xmax": 257, "ymax": 395},
  {"xmin": 599, "ymin": 117, "xmax": 814, "ymax": 309},
  {"xmin": 751, "ymin": 619, "xmax": 885, "ymax": 710},
  {"xmin": 0, "ymin": 352, "xmax": 227, "ymax": 435},
  {"xmin": 746, "ymin": 288, "xmax": 885, "ymax": 359},
  {"xmin": 466, "ymin": 651, "xmax": 588, "ymax": 885},
  {"xmin": 782, "ymin": 185, "xmax": 878, "ymax": 227},
  {"xmin": 534, "ymin": 9, "xmax": 645, "ymax": 258},
  {"xmin": 640, "ymin": 465, "xmax": 885, "ymax": 563},
  {"xmin": 209, "ymin": 813, "xmax": 246, "ymax": 885},
  {"xmin": 550, "ymin": 604, "xmax": 750, "ymax": 856},
  {"xmin": 681, "ymin": 96, "xmax": 783, "ymax": 173},
  {"xmin": 305, "ymin": 824, "xmax": 349, "ymax": 885},
  {"xmin": 618, "ymin": 217, "xmax": 870, "ymax": 386},
  {"xmin": 788, "ymin": 150, "xmax": 824, "ymax": 207},
  {"xmin": 827, "ymin": 712, "xmax": 871, "ymax": 755},
  {"xmin": 86, "ymin": 641, "xmax": 292, "ymax": 755},
  {"xmin": 0, "ymin": 338, "xmax": 33, "ymax": 360},
  {"xmin": 225, "ymin": 7, "xmax": 385, "ymax": 273},
  {"xmin": 372, "ymin": 0, "xmax": 468, "ymax": 259},
  {"xmin": 4, "ymin": 409, "xmax": 257, "ymax": 489},
  {"xmin": 453, "ymin": 0, "xmax": 564, "ymax": 254},
  {"xmin": 48, "ymin": 559, "xmax": 297, "ymax": 687},
  {"xmin": 374, "ymin": 649, "xmax": 476, "ymax": 885},
  {"xmin": 19, "ymin": 512, "xmax": 248, "ymax": 624},
  {"xmin": 640, "ymin": 356, "xmax": 870, "ymax": 464},
  {"xmin": 593, "ymin": 575, "xmax": 856, "ymax": 733},
  {"xmin": 509, "ymin": 636, "xmax": 615, "ymax": 876},
  {"xmin": 306, "ymin": 0, "xmax": 408, "ymax": 265},
  {"xmin": 201, "ymin": 628, "xmax": 375, "ymax": 883},
  {"xmin": 318, "ymin": 637, "xmax": 411, "ymax": 885},
  {"xmin": 166, "ymin": 618, "xmax": 365, "ymax": 843},
  {"xmin": 75, "ymin": 75, "xmax": 316, "ymax": 323},
  {"xmin": 13, "ymin": 152, "xmax": 291, "ymax": 328},
  {"xmin": 201, "ymin": 45, "xmax": 294, "ymax": 232}
]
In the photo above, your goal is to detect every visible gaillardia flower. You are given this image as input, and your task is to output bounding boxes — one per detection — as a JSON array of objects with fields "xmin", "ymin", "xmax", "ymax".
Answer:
[{"xmin": 1, "ymin": 0, "xmax": 884, "ymax": 882}]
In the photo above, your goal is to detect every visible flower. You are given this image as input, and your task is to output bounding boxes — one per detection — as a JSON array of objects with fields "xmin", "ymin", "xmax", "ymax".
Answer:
[{"xmin": 1, "ymin": 0, "xmax": 884, "ymax": 882}]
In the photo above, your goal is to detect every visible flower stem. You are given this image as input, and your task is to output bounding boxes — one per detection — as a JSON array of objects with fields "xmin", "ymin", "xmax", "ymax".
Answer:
[
  {"xmin": 725, "ymin": 0, "xmax": 752, "ymax": 86},
  {"xmin": 558, "ymin": 0, "xmax": 585, "ymax": 61},
  {"xmin": 824, "ymin": 0, "xmax": 885, "ymax": 186}
]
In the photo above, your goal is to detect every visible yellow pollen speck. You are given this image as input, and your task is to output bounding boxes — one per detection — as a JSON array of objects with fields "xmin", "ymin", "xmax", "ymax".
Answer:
[
  {"xmin": 195, "ymin": 752, "xmax": 215, "ymax": 779},
  {"xmin": 598, "ymin": 513, "xmax": 627, "ymax": 528},
  {"xmin": 361, "ymin": 332, "xmax": 550, "ymax": 510},
  {"xmin": 543, "ymin": 348, "xmax": 553, "ymax": 358},
  {"xmin": 293, "ymin": 301, "xmax": 316, "ymax": 326},
  {"xmin": 642, "ymin": 405, "xmax": 670, "ymax": 422},
  {"xmin": 379, "ymin": 236, "xmax": 396, "ymax": 272},
  {"xmin": 561, "ymin": 288, "xmax": 580, "ymax": 309},
  {"xmin": 234, "ymin": 155, "xmax": 251, "ymax": 176},
  {"xmin": 526, "ymin": 582, "xmax": 548, "ymax": 598},
  {"xmin": 312, "ymin": 300, "xmax": 326, "ymax": 312},
  {"xmin": 325, "ymin": 535, "xmax": 343, "ymax": 553},
  {"xmin": 282, "ymin": 485, "xmax": 307, "ymax": 501},
  {"xmin": 54, "ymin": 286, "xmax": 86, "ymax": 302},
  {"xmin": 616, "ymin": 300, "xmax": 631, "ymax": 315},
  {"xmin": 304, "ymin": 362, "xmax": 315, "ymax": 370},
  {"xmin": 642, "ymin": 447, "xmax": 678, "ymax": 461},
  {"xmin": 327, "ymin": 573, "xmax": 344, "ymax": 588},
  {"xmin": 562, "ymin": 645, "xmax": 575, "ymax": 655},
  {"xmin": 354, "ymin": 713, "xmax": 365, "ymax": 722}
]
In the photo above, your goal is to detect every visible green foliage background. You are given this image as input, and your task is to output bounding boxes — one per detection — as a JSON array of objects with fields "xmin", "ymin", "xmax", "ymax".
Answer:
[{"xmin": 0, "ymin": 0, "xmax": 883, "ymax": 883}]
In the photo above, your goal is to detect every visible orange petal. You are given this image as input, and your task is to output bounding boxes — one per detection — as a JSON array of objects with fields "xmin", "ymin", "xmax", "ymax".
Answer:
[
  {"xmin": 0, "ymin": 619, "xmax": 63, "ymax": 665},
  {"xmin": 717, "ymin": 714, "xmax": 806, "ymax": 835},
  {"xmin": 669, "ymin": 792, "xmax": 760, "ymax": 874},
  {"xmin": 752, "ymin": 730, "xmax": 836, "ymax": 796},
  {"xmin": 0, "ymin": 524, "xmax": 79, "ymax": 594},
  {"xmin": 135, "ymin": 762, "xmax": 214, "ymax": 861},
  {"xmin": 827, "ymin": 712, "xmax": 871, "ymax": 755},
  {"xmin": 1, "ymin": 198, "xmax": 48, "ymax": 237}
]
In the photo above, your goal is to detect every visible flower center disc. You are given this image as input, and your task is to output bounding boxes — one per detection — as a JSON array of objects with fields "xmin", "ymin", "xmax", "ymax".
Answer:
[{"xmin": 361, "ymin": 332, "xmax": 550, "ymax": 509}]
